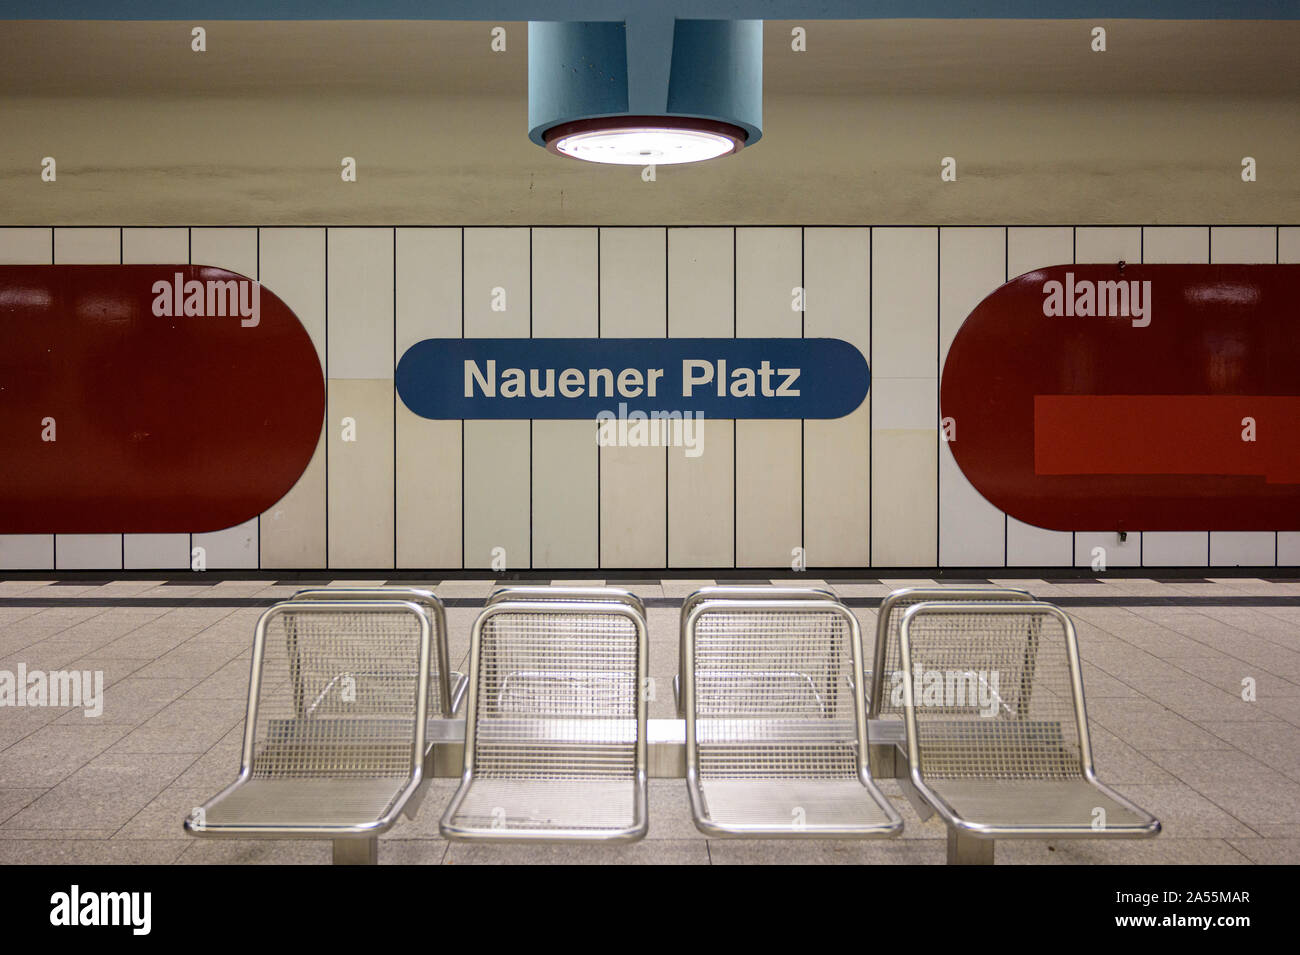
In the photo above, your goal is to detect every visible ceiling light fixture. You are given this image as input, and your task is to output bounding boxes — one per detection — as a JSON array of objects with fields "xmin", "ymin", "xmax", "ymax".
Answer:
[
  {"xmin": 544, "ymin": 116, "xmax": 746, "ymax": 165},
  {"xmin": 528, "ymin": 19, "xmax": 762, "ymax": 168}
]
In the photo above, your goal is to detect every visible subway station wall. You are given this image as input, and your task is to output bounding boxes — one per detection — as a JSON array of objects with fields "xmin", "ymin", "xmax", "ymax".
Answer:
[{"xmin": 2, "ymin": 224, "xmax": 1297, "ymax": 572}]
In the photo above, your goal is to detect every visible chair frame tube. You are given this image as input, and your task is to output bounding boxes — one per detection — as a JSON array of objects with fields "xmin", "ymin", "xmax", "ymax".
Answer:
[
  {"xmin": 897, "ymin": 600, "xmax": 1160, "ymax": 840},
  {"xmin": 868, "ymin": 587, "xmax": 1034, "ymax": 719},
  {"xmin": 486, "ymin": 585, "xmax": 646, "ymax": 619},
  {"xmin": 185, "ymin": 599, "xmax": 433, "ymax": 840},
  {"xmin": 676, "ymin": 586, "xmax": 837, "ymax": 718},
  {"xmin": 440, "ymin": 599, "xmax": 649, "ymax": 843},
  {"xmin": 292, "ymin": 587, "xmax": 459, "ymax": 717},
  {"xmin": 683, "ymin": 598, "xmax": 902, "ymax": 838}
]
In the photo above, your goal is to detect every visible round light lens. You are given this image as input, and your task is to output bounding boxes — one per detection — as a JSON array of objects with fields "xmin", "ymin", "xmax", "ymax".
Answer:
[{"xmin": 545, "ymin": 119, "xmax": 745, "ymax": 165}]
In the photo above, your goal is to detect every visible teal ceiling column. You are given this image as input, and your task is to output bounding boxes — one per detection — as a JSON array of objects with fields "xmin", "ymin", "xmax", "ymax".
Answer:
[{"xmin": 528, "ymin": 18, "xmax": 762, "ymax": 164}]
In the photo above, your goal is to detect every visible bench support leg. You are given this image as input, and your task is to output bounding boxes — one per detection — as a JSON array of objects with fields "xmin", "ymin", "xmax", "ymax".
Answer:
[
  {"xmin": 947, "ymin": 830, "xmax": 995, "ymax": 865},
  {"xmin": 333, "ymin": 837, "xmax": 379, "ymax": 865},
  {"xmin": 868, "ymin": 743, "xmax": 897, "ymax": 779},
  {"xmin": 897, "ymin": 774, "xmax": 935, "ymax": 822}
]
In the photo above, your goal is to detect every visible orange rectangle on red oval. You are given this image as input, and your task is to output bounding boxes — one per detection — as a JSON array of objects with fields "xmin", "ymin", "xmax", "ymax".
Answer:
[{"xmin": 1034, "ymin": 395, "xmax": 1299, "ymax": 484}]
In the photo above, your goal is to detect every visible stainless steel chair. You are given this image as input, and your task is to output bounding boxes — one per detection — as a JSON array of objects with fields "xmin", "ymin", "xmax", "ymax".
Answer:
[
  {"xmin": 869, "ymin": 587, "xmax": 1034, "ymax": 719},
  {"xmin": 183, "ymin": 600, "xmax": 433, "ymax": 865},
  {"xmin": 683, "ymin": 598, "xmax": 903, "ymax": 838},
  {"xmin": 675, "ymin": 586, "xmax": 838, "ymax": 717},
  {"xmin": 440, "ymin": 600, "xmax": 649, "ymax": 842},
  {"xmin": 486, "ymin": 585, "xmax": 646, "ymax": 618},
  {"xmin": 897, "ymin": 601, "xmax": 1161, "ymax": 864},
  {"xmin": 292, "ymin": 587, "xmax": 466, "ymax": 716}
]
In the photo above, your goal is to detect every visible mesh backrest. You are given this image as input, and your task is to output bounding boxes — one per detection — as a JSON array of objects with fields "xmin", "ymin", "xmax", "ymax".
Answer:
[
  {"xmin": 899, "ymin": 606, "xmax": 1085, "ymax": 781},
  {"xmin": 873, "ymin": 588, "xmax": 1033, "ymax": 717},
  {"xmin": 470, "ymin": 609, "xmax": 640, "ymax": 781},
  {"xmin": 487, "ymin": 587, "xmax": 645, "ymax": 617},
  {"xmin": 250, "ymin": 607, "xmax": 424, "ymax": 779},
  {"xmin": 291, "ymin": 588, "xmax": 451, "ymax": 716},
  {"xmin": 691, "ymin": 605, "xmax": 860, "ymax": 780}
]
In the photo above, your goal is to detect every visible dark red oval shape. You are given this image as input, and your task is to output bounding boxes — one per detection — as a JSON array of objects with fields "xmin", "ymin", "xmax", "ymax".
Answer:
[
  {"xmin": 941, "ymin": 264, "xmax": 1300, "ymax": 532},
  {"xmin": 0, "ymin": 265, "xmax": 324, "ymax": 534}
]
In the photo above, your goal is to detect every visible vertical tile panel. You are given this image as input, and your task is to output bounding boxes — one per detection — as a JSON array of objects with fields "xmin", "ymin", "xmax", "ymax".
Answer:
[
  {"xmin": 1141, "ymin": 227, "xmax": 1210, "ymax": 568},
  {"xmin": 938, "ymin": 227, "xmax": 1005, "ymax": 567},
  {"xmin": 462, "ymin": 228, "xmax": 530, "ymax": 571},
  {"xmin": 259, "ymin": 228, "xmax": 327, "ymax": 568},
  {"xmin": 53, "ymin": 228, "xmax": 123, "ymax": 570},
  {"xmin": 395, "ymin": 228, "xmax": 462, "ymax": 569},
  {"xmin": 189, "ymin": 228, "xmax": 261, "ymax": 569},
  {"xmin": 734, "ymin": 228, "xmax": 802, "ymax": 568},
  {"xmin": 0, "ymin": 229, "xmax": 54, "ymax": 569},
  {"xmin": 1279, "ymin": 229, "xmax": 1300, "ymax": 566},
  {"xmin": 1209, "ymin": 226, "xmax": 1277, "ymax": 567},
  {"xmin": 1004, "ymin": 227, "xmax": 1074, "ymax": 566},
  {"xmin": 121, "ymin": 229, "xmax": 191, "ymax": 569},
  {"xmin": 803, "ymin": 227, "xmax": 870, "ymax": 568},
  {"xmin": 325, "ymin": 228, "xmax": 395, "ymax": 569},
  {"xmin": 871, "ymin": 228, "xmax": 938, "ymax": 567},
  {"xmin": 1072, "ymin": 227, "xmax": 1144, "ymax": 569},
  {"xmin": 599, "ymin": 228, "xmax": 667, "ymax": 568},
  {"xmin": 667, "ymin": 228, "xmax": 735, "ymax": 567},
  {"xmin": 531, "ymin": 228, "xmax": 598, "ymax": 569}
]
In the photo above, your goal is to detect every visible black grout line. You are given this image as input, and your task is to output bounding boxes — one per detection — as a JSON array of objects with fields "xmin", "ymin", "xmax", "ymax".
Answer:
[
  {"xmin": 597, "ymin": 226, "xmax": 602, "ymax": 570},
  {"xmin": 529, "ymin": 226, "xmax": 534, "ymax": 571},
  {"xmin": 1003, "ymin": 226, "xmax": 1009, "ymax": 569},
  {"xmin": 256, "ymin": 227, "xmax": 263, "ymax": 572},
  {"xmin": 324, "ymin": 227, "xmax": 330, "ymax": 570},
  {"xmin": 120, "ymin": 226, "xmax": 125, "ymax": 573},
  {"xmin": 465, "ymin": 226, "xmax": 470, "ymax": 566},
  {"xmin": 1070, "ymin": 225, "xmax": 1076, "ymax": 567},
  {"xmin": 188, "ymin": 227, "xmax": 193, "ymax": 572},
  {"xmin": 392, "ymin": 228, "xmax": 398, "ymax": 570}
]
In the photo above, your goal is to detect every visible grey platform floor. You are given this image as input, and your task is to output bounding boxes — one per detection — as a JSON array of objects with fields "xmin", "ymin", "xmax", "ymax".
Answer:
[{"xmin": 0, "ymin": 575, "xmax": 1297, "ymax": 865}]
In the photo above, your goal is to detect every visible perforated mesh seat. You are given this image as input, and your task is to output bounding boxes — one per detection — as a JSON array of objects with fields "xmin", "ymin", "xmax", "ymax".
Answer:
[
  {"xmin": 898, "ymin": 602, "xmax": 1160, "ymax": 843},
  {"xmin": 684, "ymin": 599, "xmax": 902, "ymax": 838},
  {"xmin": 184, "ymin": 600, "xmax": 432, "ymax": 845},
  {"xmin": 440, "ymin": 601, "xmax": 648, "ymax": 842},
  {"xmin": 869, "ymin": 587, "xmax": 1034, "ymax": 718}
]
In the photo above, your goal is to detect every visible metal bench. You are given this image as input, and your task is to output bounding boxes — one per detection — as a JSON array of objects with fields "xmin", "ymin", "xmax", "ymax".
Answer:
[
  {"xmin": 183, "ymin": 600, "xmax": 433, "ymax": 865},
  {"xmin": 674, "ymin": 586, "xmax": 838, "ymax": 717},
  {"xmin": 897, "ymin": 600, "xmax": 1161, "ymax": 864},
  {"xmin": 292, "ymin": 587, "xmax": 466, "ymax": 716},
  {"xmin": 867, "ymin": 587, "xmax": 1034, "ymax": 777},
  {"xmin": 683, "ymin": 598, "xmax": 902, "ymax": 838},
  {"xmin": 440, "ymin": 600, "xmax": 649, "ymax": 842},
  {"xmin": 486, "ymin": 584, "xmax": 646, "ymax": 618}
]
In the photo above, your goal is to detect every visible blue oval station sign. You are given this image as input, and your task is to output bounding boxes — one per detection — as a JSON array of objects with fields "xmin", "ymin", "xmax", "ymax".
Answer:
[{"xmin": 396, "ymin": 338, "xmax": 870, "ymax": 420}]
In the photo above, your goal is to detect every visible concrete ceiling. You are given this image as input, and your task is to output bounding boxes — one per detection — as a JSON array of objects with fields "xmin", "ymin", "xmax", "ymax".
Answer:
[
  {"xmin": 1, "ymin": 20, "xmax": 1296, "ymax": 225},
  {"xmin": 2, "ymin": 19, "xmax": 1298, "ymax": 96}
]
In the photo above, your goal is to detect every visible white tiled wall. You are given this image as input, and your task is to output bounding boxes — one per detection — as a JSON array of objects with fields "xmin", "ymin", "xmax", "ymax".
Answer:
[
  {"xmin": 0, "ymin": 225, "xmax": 1292, "ymax": 570},
  {"xmin": 872, "ymin": 228, "xmax": 938, "ymax": 568},
  {"xmin": 0, "ymin": 228, "xmax": 55, "ymax": 571}
]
